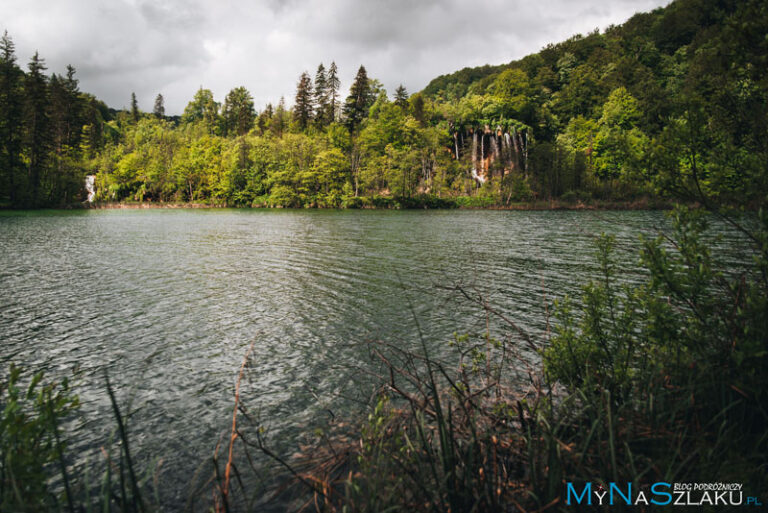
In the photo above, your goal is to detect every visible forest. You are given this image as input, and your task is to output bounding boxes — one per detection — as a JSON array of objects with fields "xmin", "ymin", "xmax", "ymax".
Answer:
[
  {"xmin": 1, "ymin": 0, "xmax": 765, "ymax": 209},
  {"xmin": 2, "ymin": 0, "xmax": 768, "ymax": 511}
]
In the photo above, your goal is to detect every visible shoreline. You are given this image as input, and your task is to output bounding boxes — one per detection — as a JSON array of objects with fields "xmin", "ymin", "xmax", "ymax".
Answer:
[{"xmin": 68, "ymin": 197, "xmax": 678, "ymax": 211}]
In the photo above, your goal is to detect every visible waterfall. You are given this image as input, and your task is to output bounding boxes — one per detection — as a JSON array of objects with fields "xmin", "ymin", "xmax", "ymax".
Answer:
[
  {"xmin": 522, "ymin": 131, "xmax": 528, "ymax": 176},
  {"xmin": 454, "ymin": 132, "xmax": 459, "ymax": 160},
  {"xmin": 480, "ymin": 132, "xmax": 484, "ymax": 171},
  {"xmin": 504, "ymin": 132, "xmax": 512, "ymax": 170},
  {"xmin": 85, "ymin": 175, "xmax": 96, "ymax": 203},
  {"xmin": 512, "ymin": 129, "xmax": 522, "ymax": 171},
  {"xmin": 470, "ymin": 131, "xmax": 485, "ymax": 184}
]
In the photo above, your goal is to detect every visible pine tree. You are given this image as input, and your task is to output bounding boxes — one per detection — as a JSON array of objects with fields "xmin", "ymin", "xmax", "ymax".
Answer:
[
  {"xmin": 47, "ymin": 67, "xmax": 82, "ymax": 205},
  {"xmin": 294, "ymin": 71, "xmax": 313, "ymax": 131},
  {"xmin": 394, "ymin": 84, "xmax": 409, "ymax": 109},
  {"xmin": 63, "ymin": 65, "xmax": 81, "ymax": 148},
  {"xmin": 257, "ymin": 103, "xmax": 273, "ymax": 134},
  {"xmin": 222, "ymin": 86, "xmax": 254, "ymax": 136},
  {"xmin": 342, "ymin": 65, "xmax": 371, "ymax": 132},
  {"xmin": 24, "ymin": 52, "xmax": 50, "ymax": 206},
  {"xmin": 130, "ymin": 92, "xmax": 139, "ymax": 122},
  {"xmin": 0, "ymin": 31, "xmax": 24, "ymax": 205},
  {"xmin": 313, "ymin": 63, "xmax": 329, "ymax": 127},
  {"xmin": 272, "ymin": 97, "xmax": 287, "ymax": 138},
  {"xmin": 153, "ymin": 93, "xmax": 165, "ymax": 118},
  {"xmin": 327, "ymin": 61, "xmax": 340, "ymax": 123}
]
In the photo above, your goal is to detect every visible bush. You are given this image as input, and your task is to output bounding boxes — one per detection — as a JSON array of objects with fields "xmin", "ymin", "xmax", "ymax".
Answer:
[{"xmin": 1, "ymin": 365, "xmax": 79, "ymax": 511}]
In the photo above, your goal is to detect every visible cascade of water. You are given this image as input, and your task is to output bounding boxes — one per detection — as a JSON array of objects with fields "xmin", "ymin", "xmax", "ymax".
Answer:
[
  {"xmin": 522, "ymin": 131, "xmax": 528, "ymax": 176},
  {"xmin": 85, "ymin": 175, "xmax": 96, "ymax": 203},
  {"xmin": 480, "ymin": 132, "xmax": 485, "ymax": 173},
  {"xmin": 511, "ymin": 128, "xmax": 521, "ymax": 171},
  {"xmin": 504, "ymin": 132, "xmax": 512, "ymax": 170},
  {"xmin": 454, "ymin": 132, "xmax": 459, "ymax": 160},
  {"xmin": 489, "ymin": 136, "xmax": 498, "ymax": 178},
  {"xmin": 470, "ymin": 131, "xmax": 485, "ymax": 183}
]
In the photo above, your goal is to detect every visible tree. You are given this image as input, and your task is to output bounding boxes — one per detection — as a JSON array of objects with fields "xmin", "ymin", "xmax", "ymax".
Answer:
[
  {"xmin": 0, "ymin": 31, "xmax": 24, "ymax": 204},
  {"xmin": 182, "ymin": 87, "xmax": 219, "ymax": 133},
  {"xmin": 592, "ymin": 87, "xmax": 648, "ymax": 181},
  {"xmin": 24, "ymin": 52, "xmax": 51, "ymax": 205},
  {"xmin": 257, "ymin": 103, "xmax": 273, "ymax": 134},
  {"xmin": 409, "ymin": 93, "xmax": 426, "ymax": 125},
  {"xmin": 153, "ymin": 94, "xmax": 165, "ymax": 118},
  {"xmin": 327, "ymin": 61, "xmax": 340, "ymax": 123},
  {"xmin": 490, "ymin": 68, "xmax": 533, "ymax": 121},
  {"xmin": 394, "ymin": 84, "xmax": 409, "ymax": 110},
  {"xmin": 130, "ymin": 92, "xmax": 139, "ymax": 122},
  {"xmin": 271, "ymin": 97, "xmax": 287, "ymax": 138},
  {"xmin": 294, "ymin": 71, "xmax": 314, "ymax": 131},
  {"xmin": 222, "ymin": 86, "xmax": 254, "ymax": 136},
  {"xmin": 49, "ymin": 66, "xmax": 83, "ymax": 204},
  {"xmin": 313, "ymin": 63, "xmax": 329, "ymax": 127},
  {"xmin": 343, "ymin": 65, "xmax": 371, "ymax": 132}
]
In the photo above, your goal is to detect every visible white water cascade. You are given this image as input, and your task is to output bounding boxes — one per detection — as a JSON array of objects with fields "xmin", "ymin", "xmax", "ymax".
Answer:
[
  {"xmin": 470, "ymin": 132, "xmax": 485, "ymax": 184},
  {"xmin": 85, "ymin": 175, "xmax": 96, "ymax": 203}
]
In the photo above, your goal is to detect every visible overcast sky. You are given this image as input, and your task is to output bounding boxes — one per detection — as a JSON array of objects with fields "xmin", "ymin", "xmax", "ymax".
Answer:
[{"xmin": 1, "ymin": 0, "xmax": 671, "ymax": 115}]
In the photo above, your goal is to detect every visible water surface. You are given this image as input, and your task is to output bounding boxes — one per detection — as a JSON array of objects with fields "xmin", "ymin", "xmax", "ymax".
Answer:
[{"xmin": 0, "ymin": 208, "xmax": 743, "ymax": 505}]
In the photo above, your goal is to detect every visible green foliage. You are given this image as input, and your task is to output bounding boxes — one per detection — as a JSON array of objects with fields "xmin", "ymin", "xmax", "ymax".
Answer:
[
  {"xmin": 543, "ymin": 206, "xmax": 768, "ymax": 493},
  {"xmin": 343, "ymin": 65, "xmax": 373, "ymax": 133},
  {"xmin": 1, "ymin": 365, "xmax": 79, "ymax": 511},
  {"xmin": 222, "ymin": 86, "xmax": 254, "ymax": 137},
  {"xmin": 2, "ymin": 0, "xmax": 766, "ymax": 209}
]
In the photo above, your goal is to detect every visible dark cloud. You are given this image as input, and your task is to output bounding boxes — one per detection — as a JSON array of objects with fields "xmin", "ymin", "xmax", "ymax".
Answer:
[{"xmin": 0, "ymin": 0, "xmax": 670, "ymax": 114}]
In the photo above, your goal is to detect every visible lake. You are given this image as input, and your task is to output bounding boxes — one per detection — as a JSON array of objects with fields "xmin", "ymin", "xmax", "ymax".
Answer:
[{"xmin": 0, "ymin": 208, "xmax": 744, "ymax": 507}]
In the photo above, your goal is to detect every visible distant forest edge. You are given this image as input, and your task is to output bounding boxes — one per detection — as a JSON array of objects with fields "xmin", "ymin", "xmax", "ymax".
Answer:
[{"xmin": 0, "ymin": 0, "xmax": 766, "ymax": 209}]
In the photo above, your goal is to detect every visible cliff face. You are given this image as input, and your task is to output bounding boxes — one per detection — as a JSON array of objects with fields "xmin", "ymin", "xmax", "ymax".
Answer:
[{"xmin": 452, "ymin": 125, "xmax": 529, "ymax": 184}]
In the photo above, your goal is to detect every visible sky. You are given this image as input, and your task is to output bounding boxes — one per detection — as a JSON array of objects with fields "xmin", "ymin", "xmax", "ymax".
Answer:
[{"xmin": 1, "ymin": 0, "xmax": 671, "ymax": 115}]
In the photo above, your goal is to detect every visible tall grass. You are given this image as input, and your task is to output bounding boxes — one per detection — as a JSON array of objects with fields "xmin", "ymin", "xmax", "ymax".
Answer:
[{"xmin": 241, "ymin": 206, "xmax": 768, "ymax": 512}]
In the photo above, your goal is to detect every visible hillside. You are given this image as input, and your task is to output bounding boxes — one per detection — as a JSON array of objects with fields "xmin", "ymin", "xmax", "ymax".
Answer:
[{"xmin": 0, "ymin": 0, "xmax": 766, "ymax": 208}]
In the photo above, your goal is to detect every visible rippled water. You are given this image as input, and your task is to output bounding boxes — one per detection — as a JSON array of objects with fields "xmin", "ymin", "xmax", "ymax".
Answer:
[{"xmin": 0, "ymin": 208, "xmax": 748, "ymax": 507}]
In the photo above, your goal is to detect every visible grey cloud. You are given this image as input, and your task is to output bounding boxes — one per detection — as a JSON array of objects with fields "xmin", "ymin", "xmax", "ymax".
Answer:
[{"xmin": 0, "ymin": 0, "xmax": 671, "ymax": 114}]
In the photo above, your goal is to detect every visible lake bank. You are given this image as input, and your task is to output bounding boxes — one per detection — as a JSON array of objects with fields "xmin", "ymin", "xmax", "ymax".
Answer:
[{"xmin": 74, "ymin": 195, "xmax": 677, "ymax": 211}]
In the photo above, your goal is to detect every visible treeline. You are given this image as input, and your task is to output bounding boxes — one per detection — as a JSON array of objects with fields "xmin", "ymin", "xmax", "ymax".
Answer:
[
  {"xmin": 0, "ymin": 32, "xmax": 114, "ymax": 207},
  {"xmin": 1, "ymin": 0, "xmax": 766, "ymax": 209},
  {"xmin": 83, "ymin": 64, "xmax": 463, "ymax": 208}
]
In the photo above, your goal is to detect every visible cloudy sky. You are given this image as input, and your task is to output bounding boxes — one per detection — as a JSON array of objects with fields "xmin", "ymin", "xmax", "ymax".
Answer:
[{"xmin": 1, "ymin": 0, "xmax": 670, "ymax": 115}]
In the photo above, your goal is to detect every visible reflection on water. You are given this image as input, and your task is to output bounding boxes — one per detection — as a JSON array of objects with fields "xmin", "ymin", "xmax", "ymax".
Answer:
[{"xmin": 0, "ymin": 208, "xmax": 747, "ymax": 505}]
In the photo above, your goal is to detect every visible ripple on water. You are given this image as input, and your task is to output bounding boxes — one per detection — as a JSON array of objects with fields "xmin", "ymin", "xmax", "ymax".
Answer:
[{"xmin": 0, "ymin": 208, "xmax": 751, "ymax": 507}]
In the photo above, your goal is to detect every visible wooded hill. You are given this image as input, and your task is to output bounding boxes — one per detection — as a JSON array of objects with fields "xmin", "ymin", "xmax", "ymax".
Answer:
[{"xmin": 0, "ymin": 0, "xmax": 765, "ymax": 208}]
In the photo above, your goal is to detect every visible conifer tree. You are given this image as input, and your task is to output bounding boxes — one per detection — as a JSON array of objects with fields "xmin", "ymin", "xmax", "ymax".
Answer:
[
  {"xmin": 222, "ymin": 86, "xmax": 254, "ymax": 136},
  {"xmin": 130, "ymin": 92, "xmax": 139, "ymax": 122},
  {"xmin": 24, "ymin": 52, "xmax": 50, "ymax": 205},
  {"xmin": 48, "ymin": 66, "xmax": 83, "ymax": 204},
  {"xmin": 342, "ymin": 65, "xmax": 371, "ymax": 132},
  {"xmin": 272, "ymin": 97, "xmax": 287, "ymax": 138},
  {"xmin": 294, "ymin": 71, "xmax": 313, "ymax": 131},
  {"xmin": 394, "ymin": 84, "xmax": 409, "ymax": 109},
  {"xmin": 257, "ymin": 103, "xmax": 273, "ymax": 134},
  {"xmin": 313, "ymin": 63, "xmax": 329, "ymax": 127},
  {"xmin": 0, "ymin": 31, "xmax": 24, "ymax": 204},
  {"xmin": 153, "ymin": 93, "xmax": 165, "ymax": 118},
  {"xmin": 327, "ymin": 61, "xmax": 340, "ymax": 123}
]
